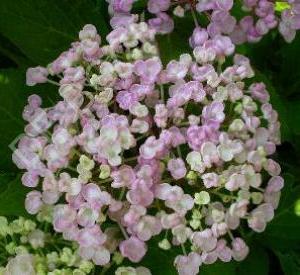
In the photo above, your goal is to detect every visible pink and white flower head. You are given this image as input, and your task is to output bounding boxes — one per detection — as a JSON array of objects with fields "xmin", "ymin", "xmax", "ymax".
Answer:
[{"xmin": 15, "ymin": 19, "xmax": 284, "ymax": 274}]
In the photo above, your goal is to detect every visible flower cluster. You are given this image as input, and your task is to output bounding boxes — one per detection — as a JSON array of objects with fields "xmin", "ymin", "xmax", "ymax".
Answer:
[
  {"xmin": 0, "ymin": 216, "xmax": 94, "ymax": 275},
  {"xmin": 107, "ymin": 0, "xmax": 300, "ymax": 43},
  {"xmin": 14, "ymin": 19, "xmax": 284, "ymax": 275}
]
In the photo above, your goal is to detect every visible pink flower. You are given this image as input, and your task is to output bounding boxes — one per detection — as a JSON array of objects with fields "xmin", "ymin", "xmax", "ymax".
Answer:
[
  {"xmin": 134, "ymin": 57, "xmax": 162, "ymax": 84},
  {"xmin": 132, "ymin": 215, "xmax": 162, "ymax": 241},
  {"xmin": 25, "ymin": 191, "xmax": 43, "ymax": 214},
  {"xmin": 77, "ymin": 225, "xmax": 107, "ymax": 247},
  {"xmin": 167, "ymin": 158, "xmax": 187, "ymax": 180},
  {"xmin": 21, "ymin": 171, "xmax": 39, "ymax": 187},
  {"xmin": 26, "ymin": 66, "xmax": 48, "ymax": 86},
  {"xmin": 111, "ymin": 165, "xmax": 136, "ymax": 188},
  {"xmin": 147, "ymin": 0, "xmax": 170, "ymax": 14},
  {"xmin": 231, "ymin": 238, "xmax": 249, "ymax": 261},
  {"xmin": 53, "ymin": 204, "xmax": 77, "ymax": 232},
  {"xmin": 148, "ymin": 12, "xmax": 174, "ymax": 34},
  {"xmin": 79, "ymin": 24, "xmax": 100, "ymax": 42},
  {"xmin": 119, "ymin": 236, "xmax": 147, "ymax": 262},
  {"xmin": 127, "ymin": 185, "xmax": 154, "ymax": 207},
  {"xmin": 191, "ymin": 229, "xmax": 218, "ymax": 252},
  {"xmin": 139, "ymin": 136, "xmax": 164, "ymax": 159},
  {"xmin": 174, "ymin": 252, "xmax": 202, "ymax": 275},
  {"xmin": 112, "ymin": 0, "xmax": 134, "ymax": 13}
]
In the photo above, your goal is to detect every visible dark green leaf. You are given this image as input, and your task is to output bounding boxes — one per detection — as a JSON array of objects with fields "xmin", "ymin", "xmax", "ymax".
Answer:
[
  {"xmin": 0, "ymin": 173, "xmax": 29, "ymax": 217},
  {"xmin": 0, "ymin": 0, "xmax": 110, "ymax": 65},
  {"xmin": 260, "ymin": 174, "xmax": 300, "ymax": 250},
  {"xmin": 236, "ymin": 245, "xmax": 269, "ymax": 275},
  {"xmin": 0, "ymin": 68, "xmax": 59, "ymax": 171},
  {"xmin": 201, "ymin": 261, "xmax": 237, "ymax": 275},
  {"xmin": 157, "ymin": 15, "xmax": 195, "ymax": 66},
  {"xmin": 276, "ymin": 250, "xmax": 300, "ymax": 275},
  {"xmin": 253, "ymin": 70, "xmax": 292, "ymax": 142}
]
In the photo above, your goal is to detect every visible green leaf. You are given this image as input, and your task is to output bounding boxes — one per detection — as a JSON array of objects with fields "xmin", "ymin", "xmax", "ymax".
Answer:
[
  {"xmin": 0, "ymin": 173, "xmax": 29, "ymax": 217},
  {"xmin": 252, "ymin": 70, "xmax": 292, "ymax": 142},
  {"xmin": 0, "ymin": 0, "xmax": 110, "ymax": 66},
  {"xmin": 276, "ymin": 250, "xmax": 300, "ymax": 275},
  {"xmin": 260, "ymin": 174, "xmax": 300, "ymax": 250},
  {"xmin": 287, "ymin": 100, "xmax": 300, "ymax": 136},
  {"xmin": 278, "ymin": 35, "xmax": 300, "ymax": 97},
  {"xmin": 139, "ymin": 245, "xmax": 178, "ymax": 275},
  {"xmin": 157, "ymin": 15, "xmax": 195, "ymax": 66},
  {"xmin": 201, "ymin": 261, "xmax": 237, "ymax": 275},
  {"xmin": 236, "ymin": 245, "xmax": 269, "ymax": 275},
  {"xmin": 0, "ymin": 68, "xmax": 59, "ymax": 171}
]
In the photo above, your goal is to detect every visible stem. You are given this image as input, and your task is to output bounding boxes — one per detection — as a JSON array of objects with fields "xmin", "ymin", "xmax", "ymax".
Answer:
[
  {"xmin": 136, "ymin": 134, "xmax": 149, "ymax": 141},
  {"xmin": 98, "ymin": 178, "xmax": 113, "ymax": 184},
  {"xmin": 176, "ymin": 146, "xmax": 182, "ymax": 158},
  {"xmin": 181, "ymin": 243, "xmax": 187, "ymax": 256},
  {"xmin": 118, "ymin": 223, "xmax": 129, "ymax": 239},
  {"xmin": 123, "ymin": 156, "xmax": 138, "ymax": 163},
  {"xmin": 191, "ymin": 8, "xmax": 199, "ymax": 28},
  {"xmin": 100, "ymin": 264, "xmax": 112, "ymax": 275},
  {"xmin": 227, "ymin": 230, "xmax": 235, "ymax": 241},
  {"xmin": 160, "ymin": 85, "xmax": 165, "ymax": 102},
  {"xmin": 47, "ymin": 79, "xmax": 60, "ymax": 86},
  {"xmin": 118, "ymin": 187, "xmax": 126, "ymax": 200}
]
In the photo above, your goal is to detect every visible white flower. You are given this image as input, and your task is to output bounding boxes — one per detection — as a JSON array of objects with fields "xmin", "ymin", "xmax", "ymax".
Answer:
[
  {"xmin": 5, "ymin": 254, "xmax": 35, "ymax": 275},
  {"xmin": 129, "ymin": 103, "xmax": 149, "ymax": 118},
  {"xmin": 186, "ymin": 151, "xmax": 205, "ymax": 173}
]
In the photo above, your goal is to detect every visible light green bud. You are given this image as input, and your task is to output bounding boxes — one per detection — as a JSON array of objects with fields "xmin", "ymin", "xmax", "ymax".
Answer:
[
  {"xmin": 73, "ymin": 269, "xmax": 86, "ymax": 275},
  {"xmin": 295, "ymin": 199, "xmax": 300, "ymax": 216},
  {"xmin": 15, "ymin": 245, "xmax": 28, "ymax": 255},
  {"xmin": 5, "ymin": 242, "xmax": 16, "ymax": 255},
  {"xmin": 79, "ymin": 260, "xmax": 94, "ymax": 273},
  {"xmin": 190, "ymin": 244, "xmax": 198, "ymax": 252},
  {"xmin": 36, "ymin": 262, "xmax": 47, "ymax": 274},
  {"xmin": 238, "ymin": 190, "xmax": 250, "ymax": 200},
  {"xmin": 189, "ymin": 219, "xmax": 201, "ymax": 230},
  {"xmin": 37, "ymin": 205, "xmax": 53, "ymax": 223},
  {"xmin": 131, "ymin": 48, "xmax": 143, "ymax": 60},
  {"xmin": 24, "ymin": 220, "xmax": 36, "ymax": 232},
  {"xmin": 192, "ymin": 209, "xmax": 202, "ymax": 220},
  {"xmin": 186, "ymin": 171, "xmax": 198, "ymax": 181},
  {"xmin": 142, "ymin": 42, "xmax": 157, "ymax": 55},
  {"xmin": 229, "ymin": 119, "xmax": 245, "ymax": 132},
  {"xmin": 20, "ymin": 236, "xmax": 28, "ymax": 243},
  {"xmin": 10, "ymin": 218, "xmax": 25, "ymax": 234},
  {"xmin": 78, "ymin": 170, "xmax": 92, "ymax": 183},
  {"xmin": 47, "ymin": 252, "xmax": 59, "ymax": 264},
  {"xmin": 251, "ymin": 192, "xmax": 264, "ymax": 204},
  {"xmin": 158, "ymin": 239, "xmax": 171, "ymax": 250},
  {"xmin": 194, "ymin": 191, "xmax": 210, "ymax": 205},
  {"xmin": 112, "ymin": 252, "xmax": 124, "ymax": 265},
  {"xmin": 0, "ymin": 216, "xmax": 9, "ymax": 236},
  {"xmin": 234, "ymin": 103, "xmax": 243, "ymax": 114},
  {"xmin": 60, "ymin": 247, "xmax": 75, "ymax": 265},
  {"xmin": 115, "ymin": 266, "xmax": 136, "ymax": 275},
  {"xmin": 99, "ymin": 164, "xmax": 111, "ymax": 179},
  {"xmin": 79, "ymin": 155, "xmax": 95, "ymax": 171}
]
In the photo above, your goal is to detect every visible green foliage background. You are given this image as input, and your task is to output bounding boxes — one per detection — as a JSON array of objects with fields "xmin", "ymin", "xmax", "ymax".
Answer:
[{"xmin": 0, "ymin": 1, "xmax": 299, "ymax": 274}]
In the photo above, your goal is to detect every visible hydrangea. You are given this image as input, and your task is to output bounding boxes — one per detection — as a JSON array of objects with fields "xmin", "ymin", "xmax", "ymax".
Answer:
[
  {"xmin": 0, "ymin": 216, "xmax": 95, "ymax": 275},
  {"xmin": 107, "ymin": 0, "xmax": 300, "ymax": 44},
  {"xmin": 13, "ymin": 16, "xmax": 284, "ymax": 275}
]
